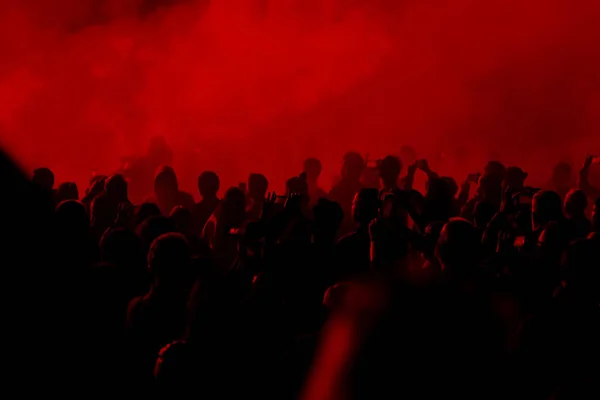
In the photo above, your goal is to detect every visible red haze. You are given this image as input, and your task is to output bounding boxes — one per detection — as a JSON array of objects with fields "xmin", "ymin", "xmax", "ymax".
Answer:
[{"xmin": 1, "ymin": 0, "xmax": 600, "ymax": 194}]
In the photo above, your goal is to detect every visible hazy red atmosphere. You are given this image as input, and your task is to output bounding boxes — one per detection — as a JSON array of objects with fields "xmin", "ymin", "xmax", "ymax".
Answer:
[{"xmin": 1, "ymin": 0, "xmax": 600, "ymax": 194}]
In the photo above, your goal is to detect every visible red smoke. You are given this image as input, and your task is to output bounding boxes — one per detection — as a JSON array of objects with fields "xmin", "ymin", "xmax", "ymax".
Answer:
[{"xmin": 1, "ymin": 0, "xmax": 599, "ymax": 194}]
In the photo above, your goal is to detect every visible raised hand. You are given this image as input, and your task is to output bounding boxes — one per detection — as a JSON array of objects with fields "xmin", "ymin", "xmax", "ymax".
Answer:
[
  {"xmin": 583, "ymin": 154, "xmax": 594, "ymax": 170},
  {"xmin": 407, "ymin": 162, "xmax": 418, "ymax": 176},
  {"xmin": 261, "ymin": 192, "xmax": 277, "ymax": 220},
  {"xmin": 416, "ymin": 159, "xmax": 430, "ymax": 172},
  {"xmin": 90, "ymin": 176, "xmax": 106, "ymax": 197},
  {"xmin": 285, "ymin": 192, "xmax": 303, "ymax": 212}
]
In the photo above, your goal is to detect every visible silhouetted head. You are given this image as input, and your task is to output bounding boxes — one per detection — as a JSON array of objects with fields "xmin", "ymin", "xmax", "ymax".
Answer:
[
  {"xmin": 248, "ymin": 173, "xmax": 268, "ymax": 202},
  {"xmin": 564, "ymin": 189, "xmax": 588, "ymax": 219},
  {"xmin": 435, "ymin": 218, "xmax": 481, "ymax": 276},
  {"xmin": 170, "ymin": 205, "xmax": 193, "ymax": 233},
  {"xmin": 313, "ymin": 199, "xmax": 344, "ymax": 241},
  {"xmin": 442, "ymin": 176, "xmax": 459, "ymax": 197},
  {"xmin": 352, "ymin": 188, "xmax": 380, "ymax": 226},
  {"xmin": 286, "ymin": 176, "xmax": 309, "ymax": 198},
  {"xmin": 426, "ymin": 177, "xmax": 453, "ymax": 203},
  {"xmin": 532, "ymin": 190, "xmax": 563, "ymax": 231},
  {"xmin": 593, "ymin": 198, "xmax": 600, "ymax": 232},
  {"xmin": 137, "ymin": 215, "xmax": 177, "ymax": 257},
  {"xmin": 484, "ymin": 160, "xmax": 506, "ymax": 181},
  {"xmin": 503, "ymin": 167, "xmax": 527, "ymax": 190},
  {"xmin": 135, "ymin": 202, "xmax": 161, "ymax": 227},
  {"xmin": 341, "ymin": 152, "xmax": 365, "ymax": 182},
  {"xmin": 55, "ymin": 200, "xmax": 89, "ymax": 236},
  {"xmin": 219, "ymin": 187, "xmax": 247, "ymax": 227},
  {"xmin": 378, "ymin": 155, "xmax": 402, "ymax": 187},
  {"xmin": 148, "ymin": 233, "xmax": 191, "ymax": 289},
  {"xmin": 105, "ymin": 174, "xmax": 128, "ymax": 203},
  {"xmin": 303, "ymin": 158, "xmax": 322, "ymax": 183},
  {"xmin": 56, "ymin": 182, "xmax": 79, "ymax": 202},
  {"xmin": 154, "ymin": 166, "xmax": 178, "ymax": 197},
  {"xmin": 476, "ymin": 174, "xmax": 502, "ymax": 205},
  {"xmin": 32, "ymin": 167, "xmax": 55, "ymax": 191},
  {"xmin": 551, "ymin": 162, "xmax": 572, "ymax": 188},
  {"xmin": 197, "ymin": 171, "xmax": 220, "ymax": 199}
]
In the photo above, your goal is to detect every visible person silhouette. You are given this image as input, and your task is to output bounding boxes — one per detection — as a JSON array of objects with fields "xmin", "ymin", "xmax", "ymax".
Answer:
[
  {"xmin": 150, "ymin": 166, "xmax": 194, "ymax": 216},
  {"xmin": 192, "ymin": 171, "xmax": 220, "ymax": 235},
  {"xmin": 303, "ymin": 158, "xmax": 327, "ymax": 206}
]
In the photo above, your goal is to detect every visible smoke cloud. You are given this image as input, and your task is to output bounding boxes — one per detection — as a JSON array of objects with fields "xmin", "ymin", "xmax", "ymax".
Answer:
[{"xmin": 1, "ymin": 0, "xmax": 599, "ymax": 192}]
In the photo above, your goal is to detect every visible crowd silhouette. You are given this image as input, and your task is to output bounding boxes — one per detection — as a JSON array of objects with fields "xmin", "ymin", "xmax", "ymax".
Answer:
[{"xmin": 3, "ymin": 140, "xmax": 599, "ymax": 399}]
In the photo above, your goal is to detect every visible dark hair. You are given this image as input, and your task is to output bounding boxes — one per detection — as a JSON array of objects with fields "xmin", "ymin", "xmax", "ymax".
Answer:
[{"xmin": 198, "ymin": 171, "xmax": 220, "ymax": 197}]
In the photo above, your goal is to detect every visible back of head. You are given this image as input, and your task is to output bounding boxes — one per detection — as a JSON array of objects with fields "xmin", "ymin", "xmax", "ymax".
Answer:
[
  {"xmin": 303, "ymin": 158, "xmax": 322, "ymax": 181},
  {"xmin": 137, "ymin": 215, "xmax": 176, "ymax": 256},
  {"xmin": 148, "ymin": 233, "xmax": 191, "ymax": 287},
  {"xmin": 286, "ymin": 176, "xmax": 309, "ymax": 198},
  {"xmin": 377, "ymin": 155, "xmax": 402, "ymax": 184},
  {"xmin": 197, "ymin": 171, "xmax": 220, "ymax": 199},
  {"xmin": 170, "ymin": 205, "xmax": 193, "ymax": 232},
  {"xmin": 248, "ymin": 173, "xmax": 269, "ymax": 199},
  {"xmin": 484, "ymin": 160, "xmax": 506, "ymax": 181},
  {"xmin": 426, "ymin": 176, "xmax": 452, "ymax": 201},
  {"xmin": 435, "ymin": 218, "xmax": 481, "ymax": 275},
  {"xmin": 342, "ymin": 151, "xmax": 365, "ymax": 181},
  {"xmin": 154, "ymin": 166, "xmax": 178, "ymax": 193},
  {"xmin": 352, "ymin": 188, "xmax": 379, "ymax": 225},
  {"xmin": 56, "ymin": 182, "xmax": 79, "ymax": 202},
  {"xmin": 105, "ymin": 174, "xmax": 128, "ymax": 202},
  {"xmin": 442, "ymin": 176, "xmax": 458, "ymax": 197},
  {"xmin": 564, "ymin": 189, "xmax": 588, "ymax": 217},
  {"xmin": 476, "ymin": 174, "xmax": 502, "ymax": 204},
  {"xmin": 55, "ymin": 200, "xmax": 89, "ymax": 235},
  {"xmin": 32, "ymin": 167, "xmax": 55, "ymax": 191},
  {"xmin": 532, "ymin": 190, "xmax": 563, "ymax": 230},
  {"xmin": 504, "ymin": 166, "xmax": 527, "ymax": 190},
  {"xmin": 135, "ymin": 202, "xmax": 162, "ymax": 227},
  {"xmin": 221, "ymin": 187, "xmax": 247, "ymax": 226}
]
